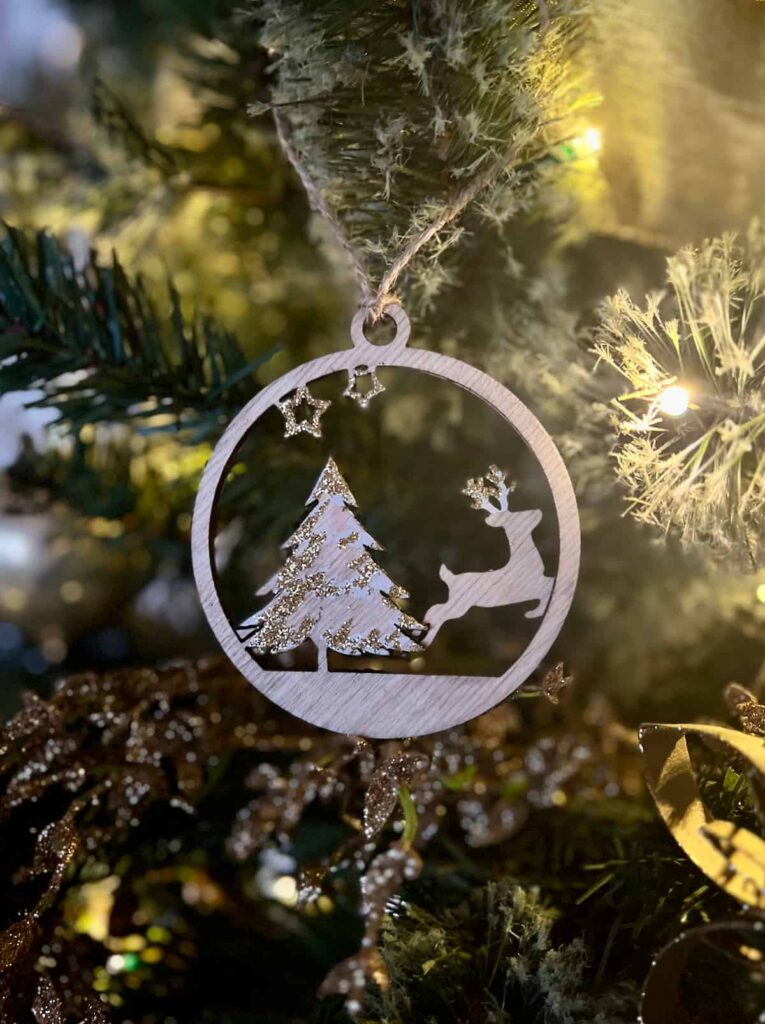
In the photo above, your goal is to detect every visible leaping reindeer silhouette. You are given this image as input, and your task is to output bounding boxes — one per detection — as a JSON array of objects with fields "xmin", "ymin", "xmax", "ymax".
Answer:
[{"xmin": 423, "ymin": 466, "xmax": 554, "ymax": 646}]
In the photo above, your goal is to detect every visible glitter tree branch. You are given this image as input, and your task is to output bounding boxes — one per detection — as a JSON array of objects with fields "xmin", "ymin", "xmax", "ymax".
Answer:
[{"xmin": 238, "ymin": 457, "xmax": 425, "ymax": 668}]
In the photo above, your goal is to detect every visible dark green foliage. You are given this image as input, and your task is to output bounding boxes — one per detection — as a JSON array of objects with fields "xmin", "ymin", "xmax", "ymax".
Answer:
[
  {"xmin": 91, "ymin": 77, "xmax": 179, "ymax": 175},
  {"xmin": 362, "ymin": 881, "xmax": 634, "ymax": 1024},
  {"xmin": 9, "ymin": 436, "xmax": 142, "ymax": 521},
  {"xmin": 89, "ymin": 10, "xmax": 272, "ymax": 192},
  {"xmin": 0, "ymin": 226, "xmax": 275, "ymax": 440},
  {"xmin": 72, "ymin": 0, "xmax": 227, "ymax": 49}
]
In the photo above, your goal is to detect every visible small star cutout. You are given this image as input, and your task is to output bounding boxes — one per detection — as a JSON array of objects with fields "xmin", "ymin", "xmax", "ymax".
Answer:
[
  {"xmin": 279, "ymin": 386, "xmax": 331, "ymax": 438},
  {"xmin": 343, "ymin": 365, "xmax": 385, "ymax": 408}
]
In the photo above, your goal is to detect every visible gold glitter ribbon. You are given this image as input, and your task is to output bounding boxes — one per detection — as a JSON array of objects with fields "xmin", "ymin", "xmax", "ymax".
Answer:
[
  {"xmin": 639, "ymin": 722, "xmax": 765, "ymax": 908},
  {"xmin": 640, "ymin": 916, "xmax": 765, "ymax": 1024}
]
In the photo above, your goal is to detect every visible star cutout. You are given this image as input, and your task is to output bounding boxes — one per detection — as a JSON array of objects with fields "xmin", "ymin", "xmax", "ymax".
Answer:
[
  {"xmin": 343, "ymin": 365, "xmax": 385, "ymax": 409},
  {"xmin": 279, "ymin": 386, "xmax": 331, "ymax": 438}
]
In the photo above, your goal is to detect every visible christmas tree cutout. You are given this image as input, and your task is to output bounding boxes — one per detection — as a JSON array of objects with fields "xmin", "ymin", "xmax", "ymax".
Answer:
[{"xmin": 238, "ymin": 457, "xmax": 425, "ymax": 670}]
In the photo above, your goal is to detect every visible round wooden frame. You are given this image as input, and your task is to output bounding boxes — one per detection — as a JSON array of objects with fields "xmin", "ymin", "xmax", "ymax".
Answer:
[{"xmin": 192, "ymin": 312, "xmax": 580, "ymax": 738}]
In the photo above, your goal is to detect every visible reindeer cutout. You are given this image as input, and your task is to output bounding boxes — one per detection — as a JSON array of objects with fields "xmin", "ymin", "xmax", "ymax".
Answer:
[{"xmin": 423, "ymin": 465, "xmax": 554, "ymax": 646}]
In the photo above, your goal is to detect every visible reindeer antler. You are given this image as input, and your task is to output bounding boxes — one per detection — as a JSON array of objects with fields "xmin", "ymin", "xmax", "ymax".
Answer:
[{"xmin": 463, "ymin": 465, "xmax": 516, "ymax": 512}]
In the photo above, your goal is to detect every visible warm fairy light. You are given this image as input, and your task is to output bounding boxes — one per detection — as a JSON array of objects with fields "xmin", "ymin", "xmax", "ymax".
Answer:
[
  {"xmin": 372, "ymin": 966, "xmax": 390, "ymax": 989},
  {"xmin": 756, "ymin": 583, "xmax": 765, "ymax": 604},
  {"xmin": 272, "ymin": 875, "xmax": 298, "ymax": 906},
  {"xmin": 658, "ymin": 385, "xmax": 690, "ymax": 417},
  {"xmin": 106, "ymin": 954, "xmax": 125, "ymax": 975},
  {"xmin": 581, "ymin": 126, "xmax": 602, "ymax": 153},
  {"xmin": 739, "ymin": 944, "xmax": 764, "ymax": 962},
  {"xmin": 567, "ymin": 126, "xmax": 602, "ymax": 158}
]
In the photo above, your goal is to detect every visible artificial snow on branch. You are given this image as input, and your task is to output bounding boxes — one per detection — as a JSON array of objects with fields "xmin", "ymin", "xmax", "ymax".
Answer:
[
  {"xmin": 252, "ymin": 0, "xmax": 592, "ymax": 312},
  {"xmin": 593, "ymin": 220, "xmax": 765, "ymax": 566}
]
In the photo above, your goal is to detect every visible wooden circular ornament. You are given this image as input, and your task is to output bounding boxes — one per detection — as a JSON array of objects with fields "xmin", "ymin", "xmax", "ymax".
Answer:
[{"xmin": 192, "ymin": 304, "xmax": 580, "ymax": 739}]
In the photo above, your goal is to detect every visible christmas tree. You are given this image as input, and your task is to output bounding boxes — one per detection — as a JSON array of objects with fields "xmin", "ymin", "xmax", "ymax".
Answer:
[
  {"xmin": 239, "ymin": 457, "xmax": 424, "ymax": 668},
  {"xmin": 0, "ymin": 1, "xmax": 764, "ymax": 1021}
]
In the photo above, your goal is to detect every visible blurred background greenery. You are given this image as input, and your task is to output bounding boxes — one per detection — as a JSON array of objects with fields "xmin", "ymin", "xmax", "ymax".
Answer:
[{"xmin": 0, "ymin": 0, "xmax": 345, "ymax": 716}]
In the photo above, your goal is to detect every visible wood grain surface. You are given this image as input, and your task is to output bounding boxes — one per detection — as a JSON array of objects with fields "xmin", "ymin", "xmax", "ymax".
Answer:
[{"xmin": 192, "ymin": 309, "xmax": 580, "ymax": 738}]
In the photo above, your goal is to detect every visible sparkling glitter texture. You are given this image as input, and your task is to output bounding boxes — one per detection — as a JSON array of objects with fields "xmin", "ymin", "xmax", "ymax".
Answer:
[
  {"xmin": 463, "ymin": 463, "xmax": 517, "ymax": 511},
  {"xmin": 343, "ymin": 365, "xmax": 386, "ymax": 408},
  {"xmin": 0, "ymin": 655, "xmax": 634, "ymax": 1021},
  {"xmin": 0, "ymin": 658, "xmax": 293, "ymax": 1019},
  {"xmin": 278, "ymin": 385, "xmax": 331, "ymax": 438},
  {"xmin": 239, "ymin": 457, "xmax": 425, "ymax": 663}
]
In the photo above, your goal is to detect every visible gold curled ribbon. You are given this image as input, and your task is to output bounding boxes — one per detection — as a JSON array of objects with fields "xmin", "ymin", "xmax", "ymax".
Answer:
[
  {"xmin": 639, "ymin": 722, "xmax": 765, "ymax": 908},
  {"xmin": 641, "ymin": 916, "xmax": 765, "ymax": 1024}
]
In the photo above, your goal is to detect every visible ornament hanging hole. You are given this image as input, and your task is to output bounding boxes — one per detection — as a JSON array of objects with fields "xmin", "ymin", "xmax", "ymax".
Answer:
[{"xmin": 351, "ymin": 302, "xmax": 410, "ymax": 358}]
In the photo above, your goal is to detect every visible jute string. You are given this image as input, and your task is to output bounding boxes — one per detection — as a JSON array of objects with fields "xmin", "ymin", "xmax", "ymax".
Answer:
[{"xmin": 273, "ymin": 108, "xmax": 516, "ymax": 322}]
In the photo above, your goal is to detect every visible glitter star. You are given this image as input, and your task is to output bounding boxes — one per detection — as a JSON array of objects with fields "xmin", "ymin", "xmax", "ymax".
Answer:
[
  {"xmin": 279, "ymin": 386, "xmax": 331, "ymax": 438},
  {"xmin": 343, "ymin": 365, "xmax": 385, "ymax": 408}
]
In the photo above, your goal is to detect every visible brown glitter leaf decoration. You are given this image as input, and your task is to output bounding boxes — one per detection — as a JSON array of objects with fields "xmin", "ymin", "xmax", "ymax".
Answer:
[
  {"xmin": 540, "ymin": 662, "xmax": 573, "ymax": 703},
  {"xmin": 363, "ymin": 751, "xmax": 430, "ymax": 839},
  {"xmin": 0, "ymin": 916, "xmax": 40, "ymax": 971},
  {"xmin": 229, "ymin": 737, "xmax": 372, "ymax": 860},
  {"xmin": 319, "ymin": 842, "xmax": 421, "ymax": 1017},
  {"xmin": 32, "ymin": 974, "xmax": 64, "ymax": 1024},
  {"xmin": 519, "ymin": 662, "xmax": 572, "ymax": 703},
  {"xmin": 457, "ymin": 796, "xmax": 529, "ymax": 848},
  {"xmin": 1, "ymin": 691, "xmax": 64, "ymax": 750},
  {"xmin": 17, "ymin": 812, "xmax": 83, "ymax": 917},
  {"xmin": 725, "ymin": 682, "xmax": 765, "ymax": 736},
  {"xmin": 80, "ymin": 996, "xmax": 109, "ymax": 1024},
  {"xmin": 229, "ymin": 761, "xmax": 326, "ymax": 859},
  {"xmin": 0, "ymin": 657, "xmax": 273, "ymax": 1018},
  {"xmin": 0, "ymin": 652, "xmax": 640, "ymax": 1022},
  {"xmin": 297, "ymin": 864, "xmax": 328, "ymax": 907},
  {"xmin": 32, "ymin": 814, "xmax": 80, "ymax": 877}
]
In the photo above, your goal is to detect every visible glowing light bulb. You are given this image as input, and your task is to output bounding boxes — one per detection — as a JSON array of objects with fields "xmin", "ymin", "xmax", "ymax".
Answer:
[
  {"xmin": 559, "ymin": 126, "xmax": 603, "ymax": 162},
  {"xmin": 658, "ymin": 385, "xmax": 690, "ymax": 417},
  {"xmin": 756, "ymin": 583, "xmax": 765, "ymax": 604},
  {"xmin": 582, "ymin": 126, "xmax": 602, "ymax": 153},
  {"xmin": 106, "ymin": 954, "xmax": 125, "ymax": 975},
  {"xmin": 272, "ymin": 875, "xmax": 298, "ymax": 906}
]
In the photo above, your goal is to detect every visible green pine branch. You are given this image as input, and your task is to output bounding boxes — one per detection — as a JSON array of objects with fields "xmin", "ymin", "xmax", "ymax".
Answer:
[
  {"xmin": 89, "ymin": 15, "xmax": 272, "ymax": 194},
  {"xmin": 253, "ymin": 0, "xmax": 593, "ymax": 310},
  {"xmin": 90, "ymin": 77, "xmax": 180, "ymax": 176},
  {"xmin": 0, "ymin": 225, "xmax": 276, "ymax": 441}
]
